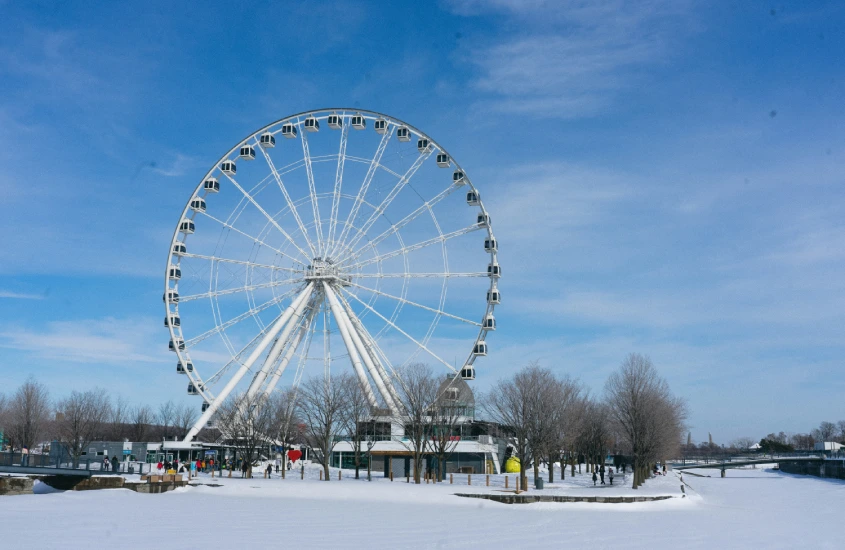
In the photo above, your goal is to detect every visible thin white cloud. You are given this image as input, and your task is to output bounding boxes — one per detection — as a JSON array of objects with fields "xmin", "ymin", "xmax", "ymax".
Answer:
[
  {"xmin": 0, "ymin": 317, "xmax": 167, "ymax": 364},
  {"xmin": 448, "ymin": 0, "xmax": 693, "ymax": 118},
  {"xmin": 0, "ymin": 290, "xmax": 44, "ymax": 299}
]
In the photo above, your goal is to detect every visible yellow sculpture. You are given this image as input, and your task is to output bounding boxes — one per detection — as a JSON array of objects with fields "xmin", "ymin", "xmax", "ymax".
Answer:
[{"xmin": 504, "ymin": 456, "xmax": 521, "ymax": 473}]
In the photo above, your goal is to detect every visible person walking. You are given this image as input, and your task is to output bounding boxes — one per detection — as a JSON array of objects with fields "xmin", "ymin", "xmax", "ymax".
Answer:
[
  {"xmin": 112, "ymin": 455, "xmax": 119, "ymax": 473},
  {"xmin": 103, "ymin": 456, "xmax": 110, "ymax": 472},
  {"xmin": 266, "ymin": 462, "xmax": 273, "ymax": 478},
  {"xmin": 20, "ymin": 445, "xmax": 29, "ymax": 467},
  {"xmin": 592, "ymin": 471, "xmax": 597, "ymax": 486},
  {"xmin": 275, "ymin": 457, "xmax": 281, "ymax": 473},
  {"xmin": 609, "ymin": 468, "xmax": 614, "ymax": 485},
  {"xmin": 241, "ymin": 459, "xmax": 249, "ymax": 478},
  {"xmin": 600, "ymin": 466, "xmax": 605, "ymax": 485}
]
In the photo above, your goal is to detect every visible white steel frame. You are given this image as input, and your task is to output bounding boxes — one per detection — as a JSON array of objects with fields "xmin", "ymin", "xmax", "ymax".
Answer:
[{"xmin": 164, "ymin": 109, "xmax": 499, "ymax": 442}]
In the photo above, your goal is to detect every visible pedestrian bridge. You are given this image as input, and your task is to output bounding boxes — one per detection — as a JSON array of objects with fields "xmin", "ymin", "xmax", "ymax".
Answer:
[
  {"xmin": 0, "ymin": 464, "xmax": 123, "ymax": 478},
  {"xmin": 675, "ymin": 457, "xmax": 824, "ymax": 477}
]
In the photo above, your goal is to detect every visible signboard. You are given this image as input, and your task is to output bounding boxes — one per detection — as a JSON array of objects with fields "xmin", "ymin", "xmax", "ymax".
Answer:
[
  {"xmin": 123, "ymin": 442, "xmax": 132, "ymax": 451},
  {"xmin": 123, "ymin": 450, "xmax": 131, "ymax": 455},
  {"xmin": 204, "ymin": 450, "xmax": 217, "ymax": 457}
]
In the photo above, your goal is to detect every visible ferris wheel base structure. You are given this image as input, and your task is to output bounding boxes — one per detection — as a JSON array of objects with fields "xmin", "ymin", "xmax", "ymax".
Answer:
[{"xmin": 162, "ymin": 109, "xmax": 499, "ymax": 442}]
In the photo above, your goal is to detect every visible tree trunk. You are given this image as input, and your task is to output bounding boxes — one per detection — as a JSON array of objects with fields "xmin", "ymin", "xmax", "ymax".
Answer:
[
  {"xmin": 548, "ymin": 456, "xmax": 554, "ymax": 483},
  {"xmin": 323, "ymin": 462, "xmax": 330, "ymax": 481}
]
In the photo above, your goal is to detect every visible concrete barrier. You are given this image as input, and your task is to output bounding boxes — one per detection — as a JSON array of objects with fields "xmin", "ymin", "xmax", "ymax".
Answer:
[{"xmin": 0, "ymin": 477, "xmax": 34, "ymax": 496}]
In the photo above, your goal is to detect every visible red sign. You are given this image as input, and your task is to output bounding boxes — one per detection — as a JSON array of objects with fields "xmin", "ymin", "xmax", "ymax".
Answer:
[{"xmin": 287, "ymin": 450, "xmax": 302, "ymax": 462}]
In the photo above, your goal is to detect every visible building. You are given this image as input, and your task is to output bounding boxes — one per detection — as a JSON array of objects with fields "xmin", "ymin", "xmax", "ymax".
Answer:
[
  {"xmin": 330, "ymin": 375, "xmax": 508, "ymax": 476},
  {"xmin": 814, "ymin": 442, "xmax": 844, "ymax": 452}
]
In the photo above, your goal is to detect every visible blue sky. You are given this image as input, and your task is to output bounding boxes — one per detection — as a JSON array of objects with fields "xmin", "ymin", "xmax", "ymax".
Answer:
[{"xmin": 1, "ymin": 0, "xmax": 844, "ymax": 443}]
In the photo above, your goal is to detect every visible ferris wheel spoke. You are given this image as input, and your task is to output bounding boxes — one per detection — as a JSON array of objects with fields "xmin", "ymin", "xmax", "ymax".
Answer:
[
  {"xmin": 263, "ymin": 303, "xmax": 319, "ymax": 396},
  {"xmin": 341, "ymin": 146, "xmax": 434, "ymax": 255},
  {"xmin": 327, "ymin": 118, "xmax": 349, "ymax": 253},
  {"xmin": 330, "ymin": 125, "xmax": 394, "ymax": 258},
  {"xmin": 253, "ymin": 136, "xmax": 317, "ymax": 258},
  {"xmin": 181, "ymin": 252, "xmax": 303, "ymax": 275},
  {"xmin": 338, "ymin": 183, "xmax": 462, "ymax": 265},
  {"xmin": 345, "ymin": 281, "xmax": 480, "ymax": 327},
  {"xmin": 199, "ymin": 211, "xmax": 307, "ymax": 266},
  {"xmin": 322, "ymin": 300, "xmax": 331, "ymax": 379},
  {"xmin": 220, "ymin": 173, "xmax": 313, "ymax": 261},
  {"xmin": 344, "ymin": 224, "xmax": 484, "ymax": 271},
  {"xmin": 299, "ymin": 126, "xmax": 325, "ymax": 256},
  {"xmin": 340, "ymin": 286, "xmax": 458, "ymax": 374},
  {"xmin": 179, "ymin": 279, "xmax": 304, "ymax": 303},
  {"xmin": 334, "ymin": 289, "xmax": 403, "ymax": 407},
  {"xmin": 184, "ymin": 287, "xmax": 300, "ymax": 349},
  {"xmin": 352, "ymin": 272, "xmax": 486, "ymax": 278}
]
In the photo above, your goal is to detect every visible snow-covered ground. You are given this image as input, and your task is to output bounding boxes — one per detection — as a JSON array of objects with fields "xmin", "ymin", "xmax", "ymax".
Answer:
[{"xmin": 2, "ymin": 465, "xmax": 842, "ymax": 548}]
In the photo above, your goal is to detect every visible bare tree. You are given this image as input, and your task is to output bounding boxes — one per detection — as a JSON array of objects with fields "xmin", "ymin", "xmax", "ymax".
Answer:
[
  {"xmin": 55, "ymin": 388, "xmax": 111, "ymax": 467},
  {"xmin": 157, "ymin": 400, "xmax": 176, "ymax": 440},
  {"xmin": 107, "ymin": 395, "xmax": 129, "ymax": 440},
  {"xmin": 430, "ymin": 375, "xmax": 474, "ymax": 481},
  {"xmin": 484, "ymin": 362, "xmax": 554, "ymax": 489},
  {"xmin": 575, "ymin": 399, "xmax": 612, "ymax": 477},
  {"xmin": 0, "ymin": 392, "xmax": 8, "ymax": 446},
  {"xmin": 537, "ymin": 375, "xmax": 583, "ymax": 483},
  {"xmin": 128, "ymin": 404, "xmax": 154, "ymax": 442},
  {"xmin": 267, "ymin": 388, "xmax": 300, "ymax": 471},
  {"xmin": 216, "ymin": 392, "xmax": 277, "ymax": 476},
  {"xmin": 174, "ymin": 402, "xmax": 199, "ymax": 440},
  {"xmin": 812, "ymin": 421, "xmax": 837, "ymax": 442},
  {"xmin": 838, "ymin": 420, "xmax": 845, "ymax": 443},
  {"xmin": 730, "ymin": 436, "xmax": 756, "ymax": 452},
  {"xmin": 7, "ymin": 377, "xmax": 51, "ymax": 450},
  {"xmin": 338, "ymin": 372, "xmax": 372, "ymax": 479},
  {"xmin": 605, "ymin": 353, "xmax": 687, "ymax": 489},
  {"xmin": 392, "ymin": 363, "xmax": 440, "ymax": 484},
  {"xmin": 296, "ymin": 375, "xmax": 347, "ymax": 481}
]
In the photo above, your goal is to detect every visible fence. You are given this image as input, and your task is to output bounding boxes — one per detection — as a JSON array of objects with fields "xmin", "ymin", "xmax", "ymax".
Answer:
[{"xmin": 779, "ymin": 459, "xmax": 845, "ymax": 480}]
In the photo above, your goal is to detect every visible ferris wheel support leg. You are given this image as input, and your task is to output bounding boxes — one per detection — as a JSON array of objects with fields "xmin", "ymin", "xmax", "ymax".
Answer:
[
  {"xmin": 262, "ymin": 305, "xmax": 319, "ymax": 397},
  {"xmin": 332, "ymin": 292, "xmax": 399, "ymax": 414},
  {"xmin": 337, "ymin": 292, "xmax": 402, "ymax": 410},
  {"xmin": 322, "ymin": 282, "xmax": 379, "ymax": 408},
  {"xmin": 246, "ymin": 286, "xmax": 315, "ymax": 398},
  {"xmin": 183, "ymin": 283, "xmax": 314, "ymax": 442}
]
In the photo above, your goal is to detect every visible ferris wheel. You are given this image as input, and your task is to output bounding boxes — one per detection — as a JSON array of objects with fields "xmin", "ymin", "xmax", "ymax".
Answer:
[{"xmin": 163, "ymin": 109, "xmax": 500, "ymax": 441}]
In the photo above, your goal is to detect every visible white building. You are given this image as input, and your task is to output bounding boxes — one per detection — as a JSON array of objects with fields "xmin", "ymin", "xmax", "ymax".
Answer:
[{"xmin": 813, "ymin": 442, "xmax": 844, "ymax": 452}]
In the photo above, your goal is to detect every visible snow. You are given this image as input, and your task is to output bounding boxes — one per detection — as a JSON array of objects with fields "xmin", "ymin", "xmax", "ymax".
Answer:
[{"xmin": 2, "ymin": 465, "xmax": 842, "ymax": 548}]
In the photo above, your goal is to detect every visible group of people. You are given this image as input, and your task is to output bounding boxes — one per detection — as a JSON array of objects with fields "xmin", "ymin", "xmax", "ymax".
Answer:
[
  {"xmin": 591, "ymin": 465, "xmax": 616, "ymax": 486},
  {"xmin": 102, "ymin": 455, "xmax": 120, "ymax": 473},
  {"xmin": 154, "ymin": 457, "xmax": 216, "ymax": 475}
]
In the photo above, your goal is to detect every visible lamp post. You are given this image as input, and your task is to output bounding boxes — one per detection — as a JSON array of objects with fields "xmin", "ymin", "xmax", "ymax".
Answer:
[{"xmin": 366, "ymin": 436, "xmax": 375, "ymax": 482}]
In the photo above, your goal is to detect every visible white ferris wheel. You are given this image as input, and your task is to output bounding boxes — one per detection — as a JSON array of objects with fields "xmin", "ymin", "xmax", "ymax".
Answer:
[{"xmin": 163, "ymin": 109, "xmax": 500, "ymax": 441}]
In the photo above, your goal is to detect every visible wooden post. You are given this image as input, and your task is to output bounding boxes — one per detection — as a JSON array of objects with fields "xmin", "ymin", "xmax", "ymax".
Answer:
[
  {"xmin": 468, "ymin": 474, "xmax": 471, "ymax": 486},
  {"xmin": 486, "ymin": 474, "xmax": 490, "ymax": 486},
  {"xmin": 516, "ymin": 475, "xmax": 520, "ymax": 492},
  {"xmin": 228, "ymin": 468, "xmax": 231, "ymax": 478},
  {"xmin": 211, "ymin": 469, "xmax": 214, "ymax": 479},
  {"xmin": 450, "ymin": 473, "xmax": 453, "ymax": 484},
  {"xmin": 406, "ymin": 476, "xmax": 410, "ymax": 483},
  {"xmin": 505, "ymin": 475, "xmax": 508, "ymax": 489},
  {"xmin": 390, "ymin": 472, "xmax": 393, "ymax": 482},
  {"xmin": 301, "ymin": 466, "xmax": 304, "ymax": 480},
  {"xmin": 339, "ymin": 469, "xmax": 342, "ymax": 481},
  {"xmin": 264, "ymin": 470, "xmax": 268, "ymax": 479},
  {"xmin": 319, "ymin": 469, "xmax": 323, "ymax": 480}
]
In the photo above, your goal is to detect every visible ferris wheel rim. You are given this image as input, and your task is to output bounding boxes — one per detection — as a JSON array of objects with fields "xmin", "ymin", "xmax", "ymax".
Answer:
[{"xmin": 163, "ymin": 108, "xmax": 499, "ymax": 425}]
